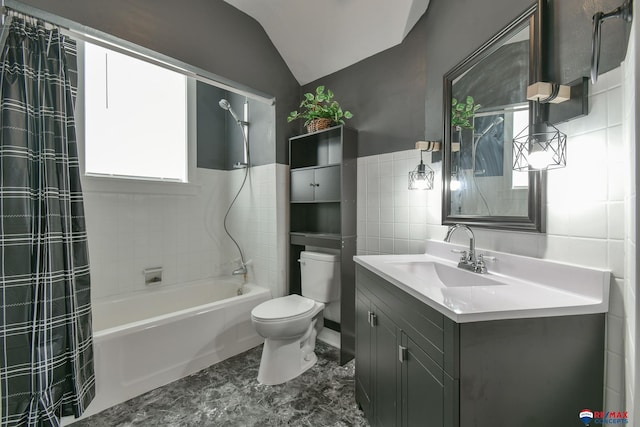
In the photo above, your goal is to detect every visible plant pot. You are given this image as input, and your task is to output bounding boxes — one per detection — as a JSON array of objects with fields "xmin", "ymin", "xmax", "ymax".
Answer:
[
  {"xmin": 306, "ymin": 118, "xmax": 333, "ymax": 133},
  {"xmin": 451, "ymin": 127, "xmax": 462, "ymax": 152}
]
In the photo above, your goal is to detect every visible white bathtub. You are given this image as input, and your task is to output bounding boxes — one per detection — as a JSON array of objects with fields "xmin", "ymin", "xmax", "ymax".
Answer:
[{"xmin": 65, "ymin": 279, "xmax": 270, "ymax": 423}]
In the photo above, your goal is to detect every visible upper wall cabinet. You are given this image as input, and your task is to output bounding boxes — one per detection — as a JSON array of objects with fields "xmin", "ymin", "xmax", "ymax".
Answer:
[{"xmin": 442, "ymin": 3, "xmax": 545, "ymax": 232}]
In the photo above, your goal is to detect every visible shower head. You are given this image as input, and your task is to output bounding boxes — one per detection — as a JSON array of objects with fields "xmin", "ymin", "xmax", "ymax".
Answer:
[
  {"xmin": 476, "ymin": 116, "xmax": 504, "ymax": 140},
  {"xmin": 219, "ymin": 98, "xmax": 242, "ymax": 123}
]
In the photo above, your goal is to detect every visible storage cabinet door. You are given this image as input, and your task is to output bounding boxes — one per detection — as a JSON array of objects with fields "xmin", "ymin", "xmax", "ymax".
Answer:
[
  {"xmin": 373, "ymin": 308, "xmax": 399, "ymax": 427},
  {"xmin": 402, "ymin": 334, "xmax": 446, "ymax": 427},
  {"xmin": 314, "ymin": 165, "xmax": 341, "ymax": 201},
  {"xmin": 291, "ymin": 169, "xmax": 315, "ymax": 201},
  {"xmin": 355, "ymin": 290, "xmax": 373, "ymax": 419}
]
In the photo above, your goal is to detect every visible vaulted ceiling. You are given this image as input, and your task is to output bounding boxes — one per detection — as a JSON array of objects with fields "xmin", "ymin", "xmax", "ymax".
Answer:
[{"xmin": 223, "ymin": 0, "xmax": 431, "ymax": 85}]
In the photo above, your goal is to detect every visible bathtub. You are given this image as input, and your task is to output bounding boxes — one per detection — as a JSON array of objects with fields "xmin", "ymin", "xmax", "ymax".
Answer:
[{"xmin": 65, "ymin": 279, "xmax": 270, "ymax": 423}]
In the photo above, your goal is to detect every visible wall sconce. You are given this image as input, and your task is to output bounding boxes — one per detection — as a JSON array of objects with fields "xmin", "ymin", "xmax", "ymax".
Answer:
[
  {"xmin": 513, "ymin": 119, "xmax": 567, "ymax": 171},
  {"xmin": 511, "ymin": 78, "xmax": 585, "ymax": 171},
  {"xmin": 409, "ymin": 149, "xmax": 435, "ymax": 190}
]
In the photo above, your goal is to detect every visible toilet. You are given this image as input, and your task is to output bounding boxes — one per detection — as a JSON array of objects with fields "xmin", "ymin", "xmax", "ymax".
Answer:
[{"xmin": 251, "ymin": 251, "xmax": 340, "ymax": 385}]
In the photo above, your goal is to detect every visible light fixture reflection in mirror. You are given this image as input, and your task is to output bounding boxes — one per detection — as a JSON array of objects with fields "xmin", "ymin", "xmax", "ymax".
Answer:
[
  {"xmin": 408, "ymin": 150, "xmax": 435, "ymax": 190},
  {"xmin": 450, "ymin": 178, "xmax": 462, "ymax": 191}
]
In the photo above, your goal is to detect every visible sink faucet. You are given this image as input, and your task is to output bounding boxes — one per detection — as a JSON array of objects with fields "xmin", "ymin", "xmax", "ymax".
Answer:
[{"xmin": 444, "ymin": 224, "xmax": 480, "ymax": 273}]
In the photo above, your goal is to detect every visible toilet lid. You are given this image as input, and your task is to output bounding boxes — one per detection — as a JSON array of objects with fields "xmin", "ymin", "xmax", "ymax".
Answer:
[{"xmin": 251, "ymin": 294, "xmax": 315, "ymax": 321}]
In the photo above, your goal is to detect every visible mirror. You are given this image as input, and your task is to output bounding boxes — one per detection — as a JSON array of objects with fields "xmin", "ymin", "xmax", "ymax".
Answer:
[{"xmin": 442, "ymin": 4, "xmax": 544, "ymax": 232}]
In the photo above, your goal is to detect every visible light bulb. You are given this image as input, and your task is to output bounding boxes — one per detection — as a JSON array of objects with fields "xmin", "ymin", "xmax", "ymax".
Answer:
[
  {"xmin": 450, "ymin": 178, "xmax": 461, "ymax": 191},
  {"xmin": 528, "ymin": 146, "xmax": 554, "ymax": 169}
]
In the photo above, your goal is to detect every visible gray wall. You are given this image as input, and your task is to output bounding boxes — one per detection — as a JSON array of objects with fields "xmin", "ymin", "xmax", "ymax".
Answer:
[
  {"xmin": 18, "ymin": 0, "xmax": 299, "ymax": 165},
  {"xmin": 304, "ymin": 0, "xmax": 630, "ymax": 157},
  {"xmin": 16, "ymin": 0, "xmax": 631, "ymax": 162},
  {"xmin": 196, "ymin": 83, "xmax": 227, "ymax": 170}
]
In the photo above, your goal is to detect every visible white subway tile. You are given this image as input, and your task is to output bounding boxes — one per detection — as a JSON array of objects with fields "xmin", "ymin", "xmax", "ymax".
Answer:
[
  {"xmin": 607, "ymin": 86, "xmax": 623, "ymax": 126},
  {"xmin": 605, "ymin": 350, "xmax": 625, "ymax": 395},
  {"xmin": 380, "ymin": 207, "xmax": 394, "ymax": 223},
  {"xmin": 394, "ymin": 206, "xmax": 409, "ymax": 224},
  {"xmin": 570, "ymin": 92, "xmax": 608, "ymax": 135},
  {"xmin": 380, "ymin": 238, "xmax": 394, "ymax": 254},
  {"xmin": 366, "ymin": 237, "xmax": 380, "ymax": 253},
  {"xmin": 567, "ymin": 201, "xmax": 608, "ymax": 238},
  {"xmin": 366, "ymin": 222, "xmax": 380, "ymax": 238},
  {"xmin": 608, "ymin": 202, "xmax": 625, "ymax": 239},
  {"xmin": 608, "ymin": 278, "xmax": 625, "ymax": 321},
  {"xmin": 566, "ymin": 238, "xmax": 609, "ymax": 269},
  {"xmin": 393, "ymin": 239, "xmax": 409, "ymax": 254},
  {"xmin": 394, "ymin": 223, "xmax": 409, "ymax": 240},
  {"xmin": 380, "ymin": 222, "xmax": 394, "ymax": 239},
  {"xmin": 608, "ymin": 240, "xmax": 625, "ymax": 279}
]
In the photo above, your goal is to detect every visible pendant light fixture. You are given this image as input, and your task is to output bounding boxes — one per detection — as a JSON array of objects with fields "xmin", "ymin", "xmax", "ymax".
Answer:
[
  {"xmin": 513, "ymin": 109, "xmax": 567, "ymax": 171},
  {"xmin": 408, "ymin": 149, "xmax": 435, "ymax": 190}
]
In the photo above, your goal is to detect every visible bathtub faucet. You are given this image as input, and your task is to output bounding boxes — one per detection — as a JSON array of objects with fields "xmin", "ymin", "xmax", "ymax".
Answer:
[
  {"xmin": 232, "ymin": 259, "xmax": 252, "ymax": 279},
  {"xmin": 232, "ymin": 265, "xmax": 247, "ymax": 276}
]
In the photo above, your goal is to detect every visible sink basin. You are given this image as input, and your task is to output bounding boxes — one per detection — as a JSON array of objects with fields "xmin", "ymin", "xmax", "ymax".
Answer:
[{"xmin": 387, "ymin": 261, "xmax": 506, "ymax": 287}]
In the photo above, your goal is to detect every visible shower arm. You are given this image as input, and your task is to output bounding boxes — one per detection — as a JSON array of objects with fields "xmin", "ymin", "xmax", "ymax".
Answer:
[{"xmin": 591, "ymin": 0, "xmax": 633, "ymax": 84}]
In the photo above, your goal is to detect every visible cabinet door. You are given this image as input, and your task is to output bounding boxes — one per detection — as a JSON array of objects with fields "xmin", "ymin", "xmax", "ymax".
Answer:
[
  {"xmin": 291, "ymin": 169, "xmax": 315, "ymax": 201},
  {"xmin": 401, "ymin": 333, "xmax": 448, "ymax": 427},
  {"xmin": 373, "ymin": 308, "xmax": 399, "ymax": 427},
  {"xmin": 355, "ymin": 290, "xmax": 373, "ymax": 419},
  {"xmin": 314, "ymin": 165, "xmax": 341, "ymax": 201}
]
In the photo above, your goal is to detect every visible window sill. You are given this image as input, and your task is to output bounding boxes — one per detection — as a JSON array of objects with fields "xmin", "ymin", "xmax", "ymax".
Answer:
[{"xmin": 82, "ymin": 175, "xmax": 200, "ymax": 196}]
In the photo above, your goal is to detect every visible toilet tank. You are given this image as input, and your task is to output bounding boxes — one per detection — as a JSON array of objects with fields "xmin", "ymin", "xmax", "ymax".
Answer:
[{"xmin": 299, "ymin": 251, "xmax": 341, "ymax": 303}]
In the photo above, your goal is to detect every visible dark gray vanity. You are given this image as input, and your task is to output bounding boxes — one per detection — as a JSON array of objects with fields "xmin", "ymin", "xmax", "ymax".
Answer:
[{"xmin": 355, "ymin": 262, "xmax": 606, "ymax": 427}]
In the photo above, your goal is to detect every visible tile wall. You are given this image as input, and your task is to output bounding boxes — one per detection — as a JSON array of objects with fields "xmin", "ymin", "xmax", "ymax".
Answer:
[
  {"xmin": 357, "ymin": 67, "xmax": 631, "ymax": 409},
  {"xmin": 83, "ymin": 164, "xmax": 287, "ymax": 301},
  {"xmin": 622, "ymin": 11, "xmax": 638, "ymax": 422}
]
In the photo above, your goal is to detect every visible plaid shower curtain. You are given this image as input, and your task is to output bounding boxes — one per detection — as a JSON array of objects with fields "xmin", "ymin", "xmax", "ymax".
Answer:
[{"xmin": 0, "ymin": 16, "xmax": 95, "ymax": 426}]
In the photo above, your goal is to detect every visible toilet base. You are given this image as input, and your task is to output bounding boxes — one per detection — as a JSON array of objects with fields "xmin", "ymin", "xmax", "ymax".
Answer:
[{"xmin": 256, "ymin": 318, "xmax": 321, "ymax": 385}]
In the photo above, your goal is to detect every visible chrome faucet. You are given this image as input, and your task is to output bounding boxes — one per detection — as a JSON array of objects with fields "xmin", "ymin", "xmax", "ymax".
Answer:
[{"xmin": 444, "ymin": 224, "xmax": 484, "ymax": 273}]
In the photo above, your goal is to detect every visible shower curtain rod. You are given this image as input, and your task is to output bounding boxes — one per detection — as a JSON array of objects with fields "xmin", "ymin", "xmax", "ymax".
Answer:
[{"xmin": 0, "ymin": 0, "xmax": 276, "ymax": 105}]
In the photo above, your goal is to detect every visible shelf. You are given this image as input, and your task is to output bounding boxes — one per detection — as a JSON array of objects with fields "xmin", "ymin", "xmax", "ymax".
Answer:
[
  {"xmin": 288, "ymin": 125, "xmax": 358, "ymax": 366},
  {"xmin": 290, "ymin": 162, "xmax": 341, "ymax": 172},
  {"xmin": 288, "ymin": 124, "xmax": 345, "ymax": 141},
  {"xmin": 291, "ymin": 200, "xmax": 341, "ymax": 204},
  {"xmin": 290, "ymin": 232, "xmax": 343, "ymax": 249}
]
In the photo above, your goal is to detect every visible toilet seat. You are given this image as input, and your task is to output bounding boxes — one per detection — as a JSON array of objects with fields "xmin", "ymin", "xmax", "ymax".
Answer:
[{"xmin": 251, "ymin": 294, "xmax": 315, "ymax": 323}]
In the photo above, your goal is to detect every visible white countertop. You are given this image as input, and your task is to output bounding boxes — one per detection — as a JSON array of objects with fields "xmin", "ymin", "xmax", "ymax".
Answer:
[{"xmin": 354, "ymin": 241, "xmax": 611, "ymax": 323}]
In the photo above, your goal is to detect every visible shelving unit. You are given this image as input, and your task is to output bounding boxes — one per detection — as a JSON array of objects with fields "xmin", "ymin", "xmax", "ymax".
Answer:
[{"xmin": 289, "ymin": 125, "xmax": 357, "ymax": 365}]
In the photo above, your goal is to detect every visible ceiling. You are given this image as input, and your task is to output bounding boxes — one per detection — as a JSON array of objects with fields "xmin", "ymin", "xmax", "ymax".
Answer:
[{"xmin": 223, "ymin": 0, "xmax": 431, "ymax": 85}]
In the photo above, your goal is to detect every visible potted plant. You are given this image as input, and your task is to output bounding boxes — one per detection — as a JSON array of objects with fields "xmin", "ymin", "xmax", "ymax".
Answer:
[{"xmin": 287, "ymin": 85, "xmax": 353, "ymax": 133}]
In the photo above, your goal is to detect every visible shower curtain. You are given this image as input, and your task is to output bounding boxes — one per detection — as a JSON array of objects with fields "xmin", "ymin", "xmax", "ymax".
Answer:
[{"xmin": 0, "ymin": 15, "xmax": 95, "ymax": 426}]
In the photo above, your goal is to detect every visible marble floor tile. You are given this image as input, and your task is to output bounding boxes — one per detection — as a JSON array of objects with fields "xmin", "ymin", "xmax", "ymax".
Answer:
[{"xmin": 72, "ymin": 342, "xmax": 369, "ymax": 426}]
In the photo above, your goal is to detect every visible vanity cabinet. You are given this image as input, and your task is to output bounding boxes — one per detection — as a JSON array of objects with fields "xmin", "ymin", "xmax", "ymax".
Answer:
[
  {"xmin": 356, "ymin": 267, "xmax": 456, "ymax": 427},
  {"xmin": 355, "ymin": 265, "xmax": 605, "ymax": 427},
  {"xmin": 289, "ymin": 125, "xmax": 357, "ymax": 365}
]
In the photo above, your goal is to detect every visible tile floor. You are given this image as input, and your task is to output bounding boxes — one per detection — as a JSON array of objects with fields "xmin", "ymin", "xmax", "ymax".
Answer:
[{"xmin": 71, "ymin": 342, "xmax": 368, "ymax": 426}]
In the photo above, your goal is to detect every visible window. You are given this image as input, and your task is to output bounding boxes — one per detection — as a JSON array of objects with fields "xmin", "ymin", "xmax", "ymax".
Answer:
[
  {"xmin": 511, "ymin": 108, "xmax": 529, "ymax": 188},
  {"xmin": 84, "ymin": 43, "xmax": 188, "ymax": 182}
]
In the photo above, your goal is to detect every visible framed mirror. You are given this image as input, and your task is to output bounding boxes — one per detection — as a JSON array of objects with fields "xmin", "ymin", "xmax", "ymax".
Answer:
[{"xmin": 442, "ymin": 3, "xmax": 545, "ymax": 232}]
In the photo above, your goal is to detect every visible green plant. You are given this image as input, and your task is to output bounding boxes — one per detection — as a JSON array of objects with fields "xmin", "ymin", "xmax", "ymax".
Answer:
[
  {"xmin": 287, "ymin": 85, "xmax": 353, "ymax": 127},
  {"xmin": 451, "ymin": 96, "xmax": 481, "ymax": 129}
]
